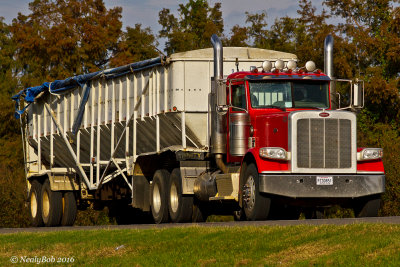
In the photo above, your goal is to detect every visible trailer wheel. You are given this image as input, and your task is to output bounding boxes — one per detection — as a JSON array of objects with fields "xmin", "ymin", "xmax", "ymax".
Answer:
[
  {"xmin": 168, "ymin": 169, "xmax": 193, "ymax": 223},
  {"xmin": 354, "ymin": 195, "xmax": 381, "ymax": 217},
  {"xmin": 242, "ymin": 163, "xmax": 271, "ymax": 221},
  {"xmin": 41, "ymin": 179, "xmax": 62, "ymax": 227},
  {"xmin": 29, "ymin": 180, "xmax": 44, "ymax": 227},
  {"xmin": 151, "ymin": 170, "xmax": 170, "ymax": 224},
  {"xmin": 60, "ymin": 192, "xmax": 77, "ymax": 226}
]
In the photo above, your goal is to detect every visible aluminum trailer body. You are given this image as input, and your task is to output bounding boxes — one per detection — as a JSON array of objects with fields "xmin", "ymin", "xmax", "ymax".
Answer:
[
  {"xmin": 24, "ymin": 47, "xmax": 296, "ymax": 186},
  {"xmin": 18, "ymin": 46, "xmax": 301, "ymax": 226}
]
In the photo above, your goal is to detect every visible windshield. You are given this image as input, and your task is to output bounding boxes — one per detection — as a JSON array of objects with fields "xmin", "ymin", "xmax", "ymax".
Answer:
[{"xmin": 249, "ymin": 81, "xmax": 329, "ymax": 109}]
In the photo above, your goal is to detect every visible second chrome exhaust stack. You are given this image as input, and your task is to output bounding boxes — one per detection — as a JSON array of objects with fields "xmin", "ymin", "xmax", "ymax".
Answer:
[
  {"xmin": 210, "ymin": 34, "xmax": 227, "ymax": 155},
  {"xmin": 324, "ymin": 34, "xmax": 336, "ymax": 109}
]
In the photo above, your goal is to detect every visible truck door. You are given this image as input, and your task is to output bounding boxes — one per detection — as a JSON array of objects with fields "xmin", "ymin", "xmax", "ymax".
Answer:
[{"xmin": 229, "ymin": 82, "xmax": 251, "ymax": 157}]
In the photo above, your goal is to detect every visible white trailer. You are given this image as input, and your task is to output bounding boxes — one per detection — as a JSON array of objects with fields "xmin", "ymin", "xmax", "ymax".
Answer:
[{"xmin": 16, "ymin": 45, "xmax": 297, "ymax": 226}]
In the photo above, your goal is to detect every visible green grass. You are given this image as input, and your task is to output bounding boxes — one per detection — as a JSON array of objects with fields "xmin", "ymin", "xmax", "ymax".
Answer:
[{"xmin": 1, "ymin": 224, "xmax": 400, "ymax": 266}]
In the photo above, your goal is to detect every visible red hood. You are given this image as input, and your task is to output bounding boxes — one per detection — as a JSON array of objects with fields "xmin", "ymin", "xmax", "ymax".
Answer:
[{"xmin": 253, "ymin": 112, "xmax": 290, "ymax": 150}]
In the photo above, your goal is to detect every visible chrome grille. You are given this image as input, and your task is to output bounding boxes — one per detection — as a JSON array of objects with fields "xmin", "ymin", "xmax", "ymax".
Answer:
[{"xmin": 296, "ymin": 118, "xmax": 352, "ymax": 169}]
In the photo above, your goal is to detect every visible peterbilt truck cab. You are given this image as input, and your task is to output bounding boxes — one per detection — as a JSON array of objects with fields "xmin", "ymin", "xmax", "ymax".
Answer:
[{"xmin": 216, "ymin": 48, "xmax": 385, "ymax": 220}]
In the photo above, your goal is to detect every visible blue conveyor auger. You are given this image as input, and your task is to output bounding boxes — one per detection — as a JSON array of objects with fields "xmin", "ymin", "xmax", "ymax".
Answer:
[{"xmin": 12, "ymin": 56, "xmax": 164, "ymax": 134}]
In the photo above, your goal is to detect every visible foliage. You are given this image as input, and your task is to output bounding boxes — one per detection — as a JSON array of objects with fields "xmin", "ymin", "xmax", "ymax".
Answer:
[
  {"xmin": 324, "ymin": 0, "xmax": 400, "ymax": 122},
  {"xmin": 110, "ymin": 24, "xmax": 159, "ymax": 67},
  {"xmin": 11, "ymin": 0, "xmax": 123, "ymax": 88},
  {"xmin": 158, "ymin": 0, "xmax": 223, "ymax": 54},
  {"xmin": 358, "ymin": 109, "xmax": 400, "ymax": 215},
  {"xmin": 222, "ymin": 25, "xmax": 249, "ymax": 47},
  {"xmin": 0, "ymin": 18, "xmax": 18, "ymax": 98},
  {"xmin": 0, "ymin": 99, "xmax": 30, "ymax": 227}
]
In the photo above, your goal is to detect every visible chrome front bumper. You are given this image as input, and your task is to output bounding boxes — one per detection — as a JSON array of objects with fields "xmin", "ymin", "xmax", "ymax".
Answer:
[{"xmin": 259, "ymin": 174, "xmax": 385, "ymax": 198}]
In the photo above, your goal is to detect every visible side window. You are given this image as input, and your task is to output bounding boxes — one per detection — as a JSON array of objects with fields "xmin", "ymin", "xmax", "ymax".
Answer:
[{"xmin": 231, "ymin": 84, "xmax": 246, "ymax": 111}]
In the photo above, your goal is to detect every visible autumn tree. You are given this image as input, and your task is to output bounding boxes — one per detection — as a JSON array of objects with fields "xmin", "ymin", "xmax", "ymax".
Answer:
[
  {"xmin": 323, "ymin": 0, "xmax": 400, "ymax": 215},
  {"xmin": 0, "ymin": 17, "xmax": 30, "ymax": 227},
  {"xmin": 325, "ymin": 0, "xmax": 400, "ymax": 121},
  {"xmin": 222, "ymin": 25, "xmax": 249, "ymax": 47},
  {"xmin": 245, "ymin": 11, "xmax": 269, "ymax": 49},
  {"xmin": 158, "ymin": 0, "xmax": 224, "ymax": 54},
  {"xmin": 0, "ymin": 18, "xmax": 17, "ymax": 97},
  {"xmin": 11, "ymin": 0, "xmax": 122, "ymax": 88},
  {"xmin": 0, "ymin": 0, "xmax": 123, "ymax": 227},
  {"xmin": 110, "ymin": 24, "xmax": 159, "ymax": 67}
]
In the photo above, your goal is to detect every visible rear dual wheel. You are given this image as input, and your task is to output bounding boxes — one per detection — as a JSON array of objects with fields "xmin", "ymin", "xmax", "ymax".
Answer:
[
  {"xmin": 168, "ymin": 169, "xmax": 193, "ymax": 223},
  {"xmin": 151, "ymin": 169, "xmax": 194, "ymax": 224},
  {"xmin": 151, "ymin": 170, "xmax": 170, "ymax": 224}
]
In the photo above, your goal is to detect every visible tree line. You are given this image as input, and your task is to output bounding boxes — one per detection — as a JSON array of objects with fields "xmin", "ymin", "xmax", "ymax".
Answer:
[{"xmin": 0, "ymin": 0, "xmax": 399, "ymax": 227}]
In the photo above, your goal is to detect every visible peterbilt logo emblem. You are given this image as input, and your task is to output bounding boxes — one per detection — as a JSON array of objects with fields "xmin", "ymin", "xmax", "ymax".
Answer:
[{"xmin": 319, "ymin": 112, "xmax": 330, "ymax": 117}]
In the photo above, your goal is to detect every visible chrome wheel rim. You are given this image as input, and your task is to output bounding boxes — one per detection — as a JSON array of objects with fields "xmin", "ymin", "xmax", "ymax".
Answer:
[
  {"xmin": 30, "ymin": 191, "xmax": 37, "ymax": 218},
  {"xmin": 244, "ymin": 176, "xmax": 256, "ymax": 211},
  {"xmin": 42, "ymin": 190, "xmax": 50, "ymax": 219},
  {"xmin": 170, "ymin": 182, "xmax": 179, "ymax": 213},
  {"xmin": 153, "ymin": 183, "xmax": 161, "ymax": 214}
]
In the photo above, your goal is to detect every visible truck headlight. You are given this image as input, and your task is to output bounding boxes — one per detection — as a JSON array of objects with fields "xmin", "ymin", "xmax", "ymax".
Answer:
[
  {"xmin": 357, "ymin": 148, "xmax": 383, "ymax": 161},
  {"xmin": 259, "ymin": 147, "xmax": 290, "ymax": 160}
]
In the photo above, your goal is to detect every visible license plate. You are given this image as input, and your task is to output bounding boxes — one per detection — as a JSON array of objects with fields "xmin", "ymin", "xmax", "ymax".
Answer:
[{"xmin": 316, "ymin": 176, "xmax": 333, "ymax": 185}]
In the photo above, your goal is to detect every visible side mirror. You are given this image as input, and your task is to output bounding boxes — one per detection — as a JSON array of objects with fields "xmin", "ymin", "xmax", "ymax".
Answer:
[
  {"xmin": 334, "ymin": 78, "xmax": 364, "ymax": 110},
  {"xmin": 352, "ymin": 79, "xmax": 364, "ymax": 108}
]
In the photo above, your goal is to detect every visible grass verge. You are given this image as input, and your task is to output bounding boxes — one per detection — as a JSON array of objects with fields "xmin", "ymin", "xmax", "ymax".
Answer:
[{"xmin": 1, "ymin": 224, "xmax": 400, "ymax": 266}]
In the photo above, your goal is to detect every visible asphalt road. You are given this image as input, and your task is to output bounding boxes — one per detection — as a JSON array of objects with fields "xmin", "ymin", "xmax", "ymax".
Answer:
[{"xmin": 1, "ymin": 216, "xmax": 400, "ymax": 234}]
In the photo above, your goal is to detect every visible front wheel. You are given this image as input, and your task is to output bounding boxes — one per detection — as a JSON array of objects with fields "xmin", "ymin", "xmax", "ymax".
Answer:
[
  {"xmin": 354, "ymin": 195, "xmax": 381, "ymax": 217},
  {"xmin": 242, "ymin": 164, "xmax": 271, "ymax": 220}
]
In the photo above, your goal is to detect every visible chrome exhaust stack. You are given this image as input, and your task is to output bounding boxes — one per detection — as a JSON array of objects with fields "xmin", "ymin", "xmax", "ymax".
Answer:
[
  {"xmin": 324, "ymin": 34, "xmax": 336, "ymax": 109},
  {"xmin": 210, "ymin": 34, "xmax": 227, "ymax": 155}
]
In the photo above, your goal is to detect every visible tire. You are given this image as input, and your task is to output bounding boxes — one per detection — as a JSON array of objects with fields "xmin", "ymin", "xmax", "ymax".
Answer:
[
  {"xmin": 151, "ymin": 169, "xmax": 170, "ymax": 224},
  {"xmin": 60, "ymin": 192, "xmax": 77, "ymax": 226},
  {"xmin": 192, "ymin": 202, "xmax": 209, "ymax": 222},
  {"xmin": 242, "ymin": 163, "xmax": 271, "ymax": 221},
  {"xmin": 41, "ymin": 179, "xmax": 63, "ymax": 227},
  {"xmin": 29, "ymin": 180, "xmax": 44, "ymax": 227},
  {"xmin": 304, "ymin": 209, "xmax": 324, "ymax": 219},
  {"xmin": 354, "ymin": 196, "xmax": 381, "ymax": 217},
  {"xmin": 168, "ymin": 169, "xmax": 193, "ymax": 223}
]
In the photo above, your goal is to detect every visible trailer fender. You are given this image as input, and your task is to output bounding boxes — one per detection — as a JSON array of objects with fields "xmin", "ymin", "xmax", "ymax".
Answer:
[{"xmin": 49, "ymin": 172, "xmax": 79, "ymax": 191}]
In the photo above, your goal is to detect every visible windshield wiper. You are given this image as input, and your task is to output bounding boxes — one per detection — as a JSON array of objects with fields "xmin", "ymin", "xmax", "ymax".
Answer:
[
  {"xmin": 294, "ymin": 106, "xmax": 325, "ymax": 109},
  {"xmin": 259, "ymin": 105, "xmax": 287, "ymax": 111}
]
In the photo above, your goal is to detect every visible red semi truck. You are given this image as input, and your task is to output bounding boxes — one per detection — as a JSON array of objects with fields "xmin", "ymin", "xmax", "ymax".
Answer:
[{"xmin": 14, "ymin": 34, "xmax": 385, "ymax": 226}]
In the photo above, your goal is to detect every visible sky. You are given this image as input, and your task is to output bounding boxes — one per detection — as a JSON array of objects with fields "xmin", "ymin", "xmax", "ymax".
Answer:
[{"xmin": 0, "ymin": 0, "xmax": 327, "ymax": 50}]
